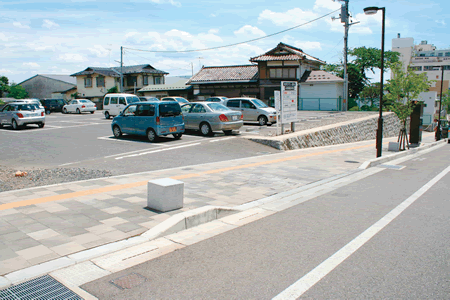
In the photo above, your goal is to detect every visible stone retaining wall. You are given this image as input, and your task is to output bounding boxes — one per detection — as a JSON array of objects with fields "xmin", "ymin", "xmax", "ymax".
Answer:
[{"xmin": 249, "ymin": 112, "xmax": 406, "ymax": 150}]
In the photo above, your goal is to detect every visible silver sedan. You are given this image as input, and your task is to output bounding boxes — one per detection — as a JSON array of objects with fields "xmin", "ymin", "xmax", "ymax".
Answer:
[
  {"xmin": 181, "ymin": 102, "xmax": 243, "ymax": 136},
  {"xmin": 0, "ymin": 102, "xmax": 45, "ymax": 129}
]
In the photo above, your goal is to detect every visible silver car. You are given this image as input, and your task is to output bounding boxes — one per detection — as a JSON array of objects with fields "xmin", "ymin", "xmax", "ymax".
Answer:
[
  {"xmin": 205, "ymin": 96, "xmax": 228, "ymax": 104},
  {"xmin": 161, "ymin": 97, "xmax": 190, "ymax": 105},
  {"xmin": 0, "ymin": 102, "xmax": 45, "ymax": 129},
  {"xmin": 181, "ymin": 102, "xmax": 243, "ymax": 136},
  {"xmin": 225, "ymin": 97, "xmax": 277, "ymax": 126}
]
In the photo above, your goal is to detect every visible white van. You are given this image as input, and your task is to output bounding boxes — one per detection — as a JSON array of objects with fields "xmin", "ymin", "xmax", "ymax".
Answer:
[{"xmin": 103, "ymin": 93, "xmax": 140, "ymax": 119}]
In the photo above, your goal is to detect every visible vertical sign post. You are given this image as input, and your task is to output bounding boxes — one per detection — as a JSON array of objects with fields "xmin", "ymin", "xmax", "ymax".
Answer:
[
  {"xmin": 281, "ymin": 81, "xmax": 298, "ymax": 132},
  {"xmin": 274, "ymin": 91, "xmax": 281, "ymax": 136}
]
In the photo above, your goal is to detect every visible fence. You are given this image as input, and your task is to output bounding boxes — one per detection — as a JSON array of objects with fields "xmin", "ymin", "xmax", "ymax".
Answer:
[{"xmin": 298, "ymin": 98, "xmax": 342, "ymax": 111}]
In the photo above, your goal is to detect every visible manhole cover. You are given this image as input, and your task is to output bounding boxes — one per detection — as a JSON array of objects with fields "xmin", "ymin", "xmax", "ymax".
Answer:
[
  {"xmin": 110, "ymin": 273, "xmax": 147, "ymax": 290},
  {"xmin": 345, "ymin": 160, "xmax": 360, "ymax": 164}
]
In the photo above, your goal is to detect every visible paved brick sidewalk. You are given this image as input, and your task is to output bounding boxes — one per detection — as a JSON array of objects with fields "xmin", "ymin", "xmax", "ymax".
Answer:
[{"xmin": 0, "ymin": 133, "xmax": 436, "ymax": 276}]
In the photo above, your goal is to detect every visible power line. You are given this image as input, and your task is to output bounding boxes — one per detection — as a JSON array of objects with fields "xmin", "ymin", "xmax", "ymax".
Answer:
[{"xmin": 123, "ymin": 8, "xmax": 340, "ymax": 53}]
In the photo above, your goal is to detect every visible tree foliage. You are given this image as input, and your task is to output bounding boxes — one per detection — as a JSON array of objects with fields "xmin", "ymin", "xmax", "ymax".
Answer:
[
  {"xmin": 384, "ymin": 62, "xmax": 433, "ymax": 123},
  {"xmin": 8, "ymin": 84, "xmax": 28, "ymax": 99},
  {"xmin": 323, "ymin": 46, "xmax": 400, "ymax": 99},
  {"xmin": 0, "ymin": 76, "xmax": 9, "ymax": 97},
  {"xmin": 360, "ymin": 82, "xmax": 381, "ymax": 107},
  {"xmin": 107, "ymin": 86, "xmax": 119, "ymax": 93}
]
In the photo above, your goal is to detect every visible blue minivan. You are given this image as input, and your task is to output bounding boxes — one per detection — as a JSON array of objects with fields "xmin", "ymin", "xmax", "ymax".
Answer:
[{"xmin": 111, "ymin": 101, "xmax": 185, "ymax": 142}]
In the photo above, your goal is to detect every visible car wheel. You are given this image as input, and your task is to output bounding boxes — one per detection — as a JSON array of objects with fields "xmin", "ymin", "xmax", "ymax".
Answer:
[
  {"xmin": 0, "ymin": 123, "xmax": 2, "ymax": 128},
  {"xmin": 76, "ymin": 108, "xmax": 81, "ymax": 114},
  {"xmin": 105, "ymin": 111, "xmax": 110, "ymax": 119},
  {"xmin": 147, "ymin": 128, "xmax": 158, "ymax": 142},
  {"xmin": 173, "ymin": 133, "xmax": 182, "ymax": 140},
  {"xmin": 223, "ymin": 130, "xmax": 233, "ymax": 135},
  {"xmin": 12, "ymin": 119, "xmax": 19, "ymax": 130},
  {"xmin": 258, "ymin": 115, "xmax": 268, "ymax": 126},
  {"xmin": 63, "ymin": 108, "xmax": 68, "ymax": 114},
  {"xmin": 113, "ymin": 125, "xmax": 122, "ymax": 138},
  {"xmin": 200, "ymin": 122, "xmax": 212, "ymax": 136},
  {"xmin": 91, "ymin": 111, "xmax": 95, "ymax": 114},
  {"xmin": 46, "ymin": 110, "xmax": 51, "ymax": 115},
  {"xmin": 38, "ymin": 123, "xmax": 45, "ymax": 128}
]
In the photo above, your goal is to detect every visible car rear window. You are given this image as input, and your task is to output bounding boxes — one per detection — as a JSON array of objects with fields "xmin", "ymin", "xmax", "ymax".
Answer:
[
  {"xmin": 207, "ymin": 103, "xmax": 230, "ymax": 111},
  {"xmin": 17, "ymin": 104, "xmax": 37, "ymax": 111},
  {"xmin": 159, "ymin": 103, "xmax": 181, "ymax": 117}
]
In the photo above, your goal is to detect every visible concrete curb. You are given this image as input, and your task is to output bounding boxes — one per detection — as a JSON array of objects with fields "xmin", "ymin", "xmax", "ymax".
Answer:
[{"xmin": 358, "ymin": 139, "xmax": 447, "ymax": 169}]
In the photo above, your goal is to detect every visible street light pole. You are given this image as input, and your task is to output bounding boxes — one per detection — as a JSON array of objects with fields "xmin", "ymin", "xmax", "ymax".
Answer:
[
  {"xmin": 364, "ymin": 6, "xmax": 385, "ymax": 158},
  {"xmin": 436, "ymin": 66, "xmax": 444, "ymax": 141}
]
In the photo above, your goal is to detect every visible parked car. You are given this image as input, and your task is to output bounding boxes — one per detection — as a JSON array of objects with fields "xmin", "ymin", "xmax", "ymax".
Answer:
[
  {"xmin": 205, "ymin": 96, "xmax": 228, "ymax": 104},
  {"xmin": 161, "ymin": 97, "xmax": 189, "ymax": 105},
  {"xmin": 225, "ymin": 97, "xmax": 277, "ymax": 126},
  {"xmin": 63, "ymin": 99, "xmax": 97, "ymax": 114},
  {"xmin": 111, "ymin": 101, "xmax": 185, "ymax": 142},
  {"xmin": 14, "ymin": 99, "xmax": 45, "ymax": 111},
  {"xmin": 139, "ymin": 96, "xmax": 160, "ymax": 102},
  {"xmin": 181, "ymin": 102, "xmax": 243, "ymax": 136},
  {"xmin": 40, "ymin": 99, "xmax": 67, "ymax": 114},
  {"xmin": 103, "ymin": 93, "xmax": 140, "ymax": 119},
  {"xmin": 0, "ymin": 102, "xmax": 45, "ymax": 129}
]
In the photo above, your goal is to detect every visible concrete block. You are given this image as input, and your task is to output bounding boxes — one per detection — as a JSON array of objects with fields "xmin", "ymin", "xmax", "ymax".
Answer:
[
  {"xmin": 147, "ymin": 178, "xmax": 184, "ymax": 212},
  {"xmin": 388, "ymin": 142, "xmax": 399, "ymax": 152},
  {"xmin": 0, "ymin": 276, "xmax": 12, "ymax": 289}
]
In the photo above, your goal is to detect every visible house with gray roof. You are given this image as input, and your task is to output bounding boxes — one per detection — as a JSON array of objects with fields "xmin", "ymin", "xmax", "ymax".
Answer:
[
  {"xmin": 18, "ymin": 74, "xmax": 77, "ymax": 99},
  {"xmin": 71, "ymin": 64, "xmax": 168, "ymax": 104},
  {"xmin": 186, "ymin": 65, "xmax": 259, "ymax": 100},
  {"xmin": 138, "ymin": 76, "xmax": 193, "ymax": 99}
]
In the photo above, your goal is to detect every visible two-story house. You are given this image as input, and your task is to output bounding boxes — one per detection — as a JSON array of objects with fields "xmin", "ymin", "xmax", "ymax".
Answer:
[{"xmin": 71, "ymin": 64, "xmax": 168, "ymax": 106}]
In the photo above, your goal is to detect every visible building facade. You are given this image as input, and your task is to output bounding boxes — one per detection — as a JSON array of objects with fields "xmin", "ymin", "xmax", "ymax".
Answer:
[{"xmin": 18, "ymin": 75, "xmax": 77, "ymax": 99}]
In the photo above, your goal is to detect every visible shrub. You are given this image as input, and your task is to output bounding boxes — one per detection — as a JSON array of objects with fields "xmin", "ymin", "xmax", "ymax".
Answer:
[{"xmin": 349, "ymin": 106, "xmax": 359, "ymax": 111}]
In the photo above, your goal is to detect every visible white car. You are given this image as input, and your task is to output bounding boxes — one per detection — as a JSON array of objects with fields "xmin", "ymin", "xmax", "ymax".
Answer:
[{"xmin": 63, "ymin": 99, "xmax": 97, "ymax": 114}]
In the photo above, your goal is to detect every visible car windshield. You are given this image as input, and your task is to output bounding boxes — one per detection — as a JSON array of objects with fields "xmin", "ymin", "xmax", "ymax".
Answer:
[
  {"xmin": 127, "ymin": 96, "xmax": 140, "ymax": 103},
  {"xmin": 207, "ymin": 103, "xmax": 231, "ymax": 112},
  {"xmin": 174, "ymin": 97, "xmax": 189, "ymax": 103},
  {"xmin": 252, "ymin": 99, "xmax": 268, "ymax": 108},
  {"xmin": 159, "ymin": 103, "xmax": 182, "ymax": 117}
]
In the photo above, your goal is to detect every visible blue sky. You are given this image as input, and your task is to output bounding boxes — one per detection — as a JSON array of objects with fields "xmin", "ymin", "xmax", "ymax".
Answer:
[{"xmin": 1, "ymin": 0, "xmax": 448, "ymax": 84}]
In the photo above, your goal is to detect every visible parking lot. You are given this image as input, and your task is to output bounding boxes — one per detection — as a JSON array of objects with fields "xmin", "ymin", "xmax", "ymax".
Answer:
[{"xmin": 0, "ymin": 112, "xmax": 280, "ymax": 175}]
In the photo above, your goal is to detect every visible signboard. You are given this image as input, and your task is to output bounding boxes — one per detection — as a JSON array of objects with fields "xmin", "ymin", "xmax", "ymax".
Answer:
[
  {"xmin": 274, "ymin": 91, "xmax": 281, "ymax": 112},
  {"xmin": 281, "ymin": 81, "xmax": 298, "ymax": 123}
]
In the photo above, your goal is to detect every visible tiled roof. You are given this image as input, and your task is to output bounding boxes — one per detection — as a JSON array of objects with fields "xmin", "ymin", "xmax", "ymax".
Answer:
[
  {"xmin": 187, "ymin": 65, "xmax": 258, "ymax": 84},
  {"xmin": 301, "ymin": 70, "xmax": 344, "ymax": 83},
  {"xmin": 250, "ymin": 42, "xmax": 325, "ymax": 64},
  {"xmin": 18, "ymin": 74, "xmax": 77, "ymax": 85},
  {"xmin": 139, "ymin": 77, "xmax": 192, "ymax": 92},
  {"xmin": 71, "ymin": 64, "xmax": 168, "ymax": 77}
]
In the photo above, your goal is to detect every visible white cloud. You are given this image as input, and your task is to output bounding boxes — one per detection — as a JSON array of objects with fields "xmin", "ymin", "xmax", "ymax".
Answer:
[
  {"xmin": 150, "ymin": 0, "xmax": 181, "ymax": 7},
  {"xmin": 210, "ymin": 13, "xmax": 216, "ymax": 17},
  {"xmin": 88, "ymin": 45, "xmax": 110, "ymax": 57},
  {"xmin": 23, "ymin": 62, "xmax": 40, "ymax": 68},
  {"xmin": 58, "ymin": 53, "xmax": 87, "ymax": 62},
  {"xmin": 436, "ymin": 20, "xmax": 446, "ymax": 26},
  {"xmin": 208, "ymin": 29, "xmax": 219, "ymax": 34},
  {"xmin": 0, "ymin": 68, "xmax": 13, "ymax": 74},
  {"xmin": 13, "ymin": 21, "xmax": 30, "ymax": 29},
  {"xmin": 234, "ymin": 25, "xmax": 266, "ymax": 37},
  {"xmin": 313, "ymin": 0, "xmax": 341, "ymax": 12},
  {"xmin": 0, "ymin": 33, "xmax": 7, "ymax": 41},
  {"xmin": 42, "ymin": 19, "xmax": 59, "ymax": 29},
  {"xmin": 258, "ymin": 8, "xmax": 319, "ymax": 27}
]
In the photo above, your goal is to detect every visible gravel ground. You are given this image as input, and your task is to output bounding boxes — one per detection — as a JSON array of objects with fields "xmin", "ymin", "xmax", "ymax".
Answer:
[{"xmin": 0, "ymin": 166, "xmax": 114, "ymax": 193}]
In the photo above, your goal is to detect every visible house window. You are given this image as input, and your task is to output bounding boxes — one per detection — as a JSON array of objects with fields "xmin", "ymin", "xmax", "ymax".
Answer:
[
  {"xmin": 438, "ymin": 53, "xmax": 443, "ymax": 57},
  {"xmin": 444, "ymin": 66, "xmax": 450, "ymax": 70},
  {"xmin": 154, "ymin": 77, "xmax": 162, "ymax": 84},
  {"xmin": 408, "ymin": 66, "xmax": 422, "ymax": 71},
  {"xmin": 143, "ymin": 76, "xmax": 149, "ymax": 85},
  {"xmin": 84, "ymin": 76, "xmax": 92, "ymax": 88},
  {"xmin": 96, "ymin": 76, "xmax": 105, "ymax": 87},
  {"xmin": 446, "ymin": 52, "xmax": 450, "ymax": 57},
  {"xmin": 127, "ymin": 76, "xmax": 137, "ymax": 86},
  {"xmin": 424, "ymin": 66, "xmax": 435, "ymax": 71},
  {"xmin": 269, "ymin": 68, "xmax": 296, "ymax": 79}
]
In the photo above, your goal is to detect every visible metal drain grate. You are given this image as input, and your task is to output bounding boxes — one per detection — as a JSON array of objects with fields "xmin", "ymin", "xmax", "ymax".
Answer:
[
  {"xmin": 110, "ymin": 273, "xmax": 147, "ymax": 290},
  {"xmin": 0, "ymin": 275, "xmax": 82, "ymax": 300}
]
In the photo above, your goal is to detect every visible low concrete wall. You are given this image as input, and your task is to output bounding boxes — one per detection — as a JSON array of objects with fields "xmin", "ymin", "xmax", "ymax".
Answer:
[{"xmin": 248, "ymin": 112, "xmax": 405, "ymax": 150}]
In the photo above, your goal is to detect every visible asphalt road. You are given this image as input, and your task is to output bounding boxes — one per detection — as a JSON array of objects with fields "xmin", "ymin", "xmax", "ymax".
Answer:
[
  {"xmin": 82, "ymin": 144, "xmax": 450, "ymax": 299},
  {"xmin": 0, "ymin": 112, "xmax": 279, "ymax": 174}
]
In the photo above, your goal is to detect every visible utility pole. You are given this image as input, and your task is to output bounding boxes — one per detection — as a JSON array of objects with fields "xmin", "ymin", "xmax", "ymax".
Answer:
[{"xmin": 120, "ymin": 46, "xmax": 124, "ymax": 93}]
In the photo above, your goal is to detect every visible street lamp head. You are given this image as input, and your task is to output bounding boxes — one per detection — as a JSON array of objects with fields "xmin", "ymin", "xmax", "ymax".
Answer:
[{"xmin": 364, "ymin": 6, "xmax": 380, "ymax": 15}]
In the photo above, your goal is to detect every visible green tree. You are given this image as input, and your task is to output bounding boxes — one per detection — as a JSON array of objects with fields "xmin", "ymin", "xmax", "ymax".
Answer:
[
  {"xmin": 8, "ymin": 84, "xmax": 28, "ymax": 99},
  {"xmin": 107, "ymin": 86, "xmax": 119, "ymax": 93},
  {"xmin": 384, "ymin": 62, "xmax": 433, "ymax": 150},
  {"xmin": 440, "ymin": 90, "xmax": 450, "ymax": 113},
  {"xmin": 0, "ymin": 76, "xmax": 9, "ymax": 97},
  {"xmin": 360, "ymin": 82, "xmax": 381, "ymax": 107}
]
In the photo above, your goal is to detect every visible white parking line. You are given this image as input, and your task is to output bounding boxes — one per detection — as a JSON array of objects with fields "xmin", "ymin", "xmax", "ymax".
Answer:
[
  {"xmin": 115, "ymin": 143, "xmax": 201, "ymax": 160},
  {"xmin": 272, "ymin": 165, "xmax": 450, "ymax": 300},
  {"xmin": 209, "ymin": 137, "xmax": 236, "ymax": 142}
]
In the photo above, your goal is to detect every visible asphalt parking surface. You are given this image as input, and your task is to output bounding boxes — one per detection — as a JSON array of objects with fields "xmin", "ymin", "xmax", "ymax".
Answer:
[{"xmin": 0, "ymin": 111, "xmax": 280, "ymax": 174}]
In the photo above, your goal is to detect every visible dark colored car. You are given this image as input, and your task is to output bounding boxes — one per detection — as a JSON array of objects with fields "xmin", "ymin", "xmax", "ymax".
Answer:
[{"xmin": 40, "ymin": 99, "xmax": 67, "ymax": 114}]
